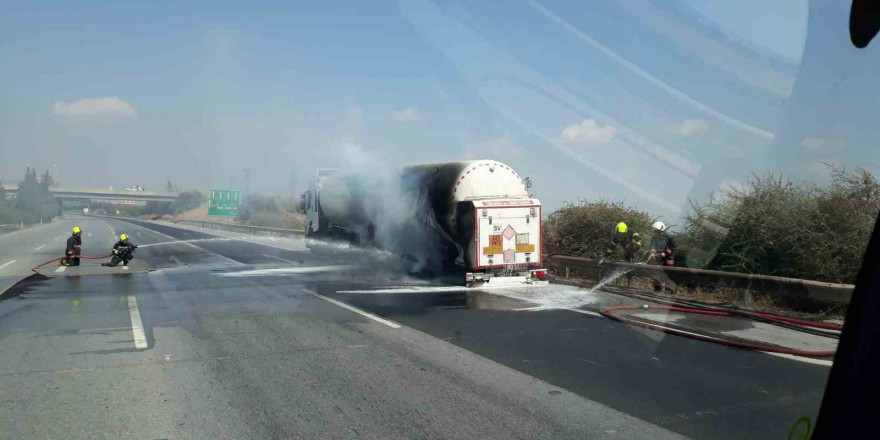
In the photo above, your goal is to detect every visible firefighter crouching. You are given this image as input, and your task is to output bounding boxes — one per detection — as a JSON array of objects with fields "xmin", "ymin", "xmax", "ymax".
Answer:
[
  {"xmin": 102, "ymin": 234, "xmax": 138, "ymax": 267},
  {"xmin": 646, "ymin": 221, "xmax": 675, "ymax": 292},
  {"xmin": 60, "ymin": 226, "xmax": 83, "ymax": 266}
]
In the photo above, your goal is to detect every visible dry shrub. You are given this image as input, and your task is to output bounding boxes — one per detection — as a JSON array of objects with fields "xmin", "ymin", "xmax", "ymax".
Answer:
[
  {"xmin": 544, "ymin": 200, "xmax": 656, "ymax": 259},
  {"xmin": 678, "ymin": 166, "xmax": 880, "ymax": 284}
]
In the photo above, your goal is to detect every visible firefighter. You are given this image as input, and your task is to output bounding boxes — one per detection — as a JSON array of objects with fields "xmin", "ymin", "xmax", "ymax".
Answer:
[
  {"xmin": 604, "ymin": 222, "xmax": 642, "ymax": 262},
  {"xmin": 101, "ymin": 233, "xmax": 137, "ymax": 267},
  {"xmin": 647, "ymin": 221, "xmax": 675, "ymax": 292},
  {"xmin": 600, "ymin": 222, "xmax": 642, "ymax": 286},
  {"xmin": 60, "ymin": 226, "xmax": 83, "ymax": 266}
]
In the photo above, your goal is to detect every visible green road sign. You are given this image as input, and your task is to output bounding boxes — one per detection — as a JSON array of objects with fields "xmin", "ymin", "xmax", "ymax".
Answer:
[
  {"xmin": 61, "ymin": 200, "xmax": 81, "ymax": 207},
  {"xmin": 208, "ymin": 189, "xmax": 240, "ymax": 217}
]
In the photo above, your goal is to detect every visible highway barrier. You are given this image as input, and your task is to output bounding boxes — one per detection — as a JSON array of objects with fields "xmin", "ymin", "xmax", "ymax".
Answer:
[
  {"xmin": 0, "ymin": 223, "xmax": 23, "ymax": 234},
  {"xmin": 174, "ymin": 220, "xmax": 305, "ymax": 238},
  {"xmin": 544, "ymin": 254, "xmax": 853, "ymax": 306}
]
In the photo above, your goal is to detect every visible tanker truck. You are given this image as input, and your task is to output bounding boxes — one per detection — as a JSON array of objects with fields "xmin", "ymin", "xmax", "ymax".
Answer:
[{"xmin": 299, "ymin": 160, "xmax": 547, "ymax": 286}]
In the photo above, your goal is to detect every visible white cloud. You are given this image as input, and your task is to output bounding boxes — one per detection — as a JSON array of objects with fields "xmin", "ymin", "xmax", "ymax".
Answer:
[
  {"xmin": 667, "ymin": 118, "xmax": 710, "ymax": 137},
  {"xmin": 349, "ymin": 107, "xmax": 363, "ymax": 117},
  {"xmin": 52, "ymin": 97, "xmax": 138, "ymax": 120},
  {"xmin": 801, "ymin": 138, "xmax": 844, "ymax": 154},
  {"xmin": 391, "ymin": 107, "xmax": 419, "ymax": 122},
  {"xmin": 560, "ymin": 119, "xmax": 617, "ymax": 145},
  {"xmin": 466, "ymin": 138, "xmax": 524, "ymax": 159}
]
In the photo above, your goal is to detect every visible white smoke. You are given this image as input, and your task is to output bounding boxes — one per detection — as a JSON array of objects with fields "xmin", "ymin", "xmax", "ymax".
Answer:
[{"xmin": 335, "ymin": 142, "xmax": 449, "ymax": 274}]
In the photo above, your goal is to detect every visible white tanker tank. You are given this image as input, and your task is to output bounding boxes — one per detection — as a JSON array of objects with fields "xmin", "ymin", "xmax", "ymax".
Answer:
[{"xmin": 301, "ymin": 160, "xmax": 547, "ymax": 285}]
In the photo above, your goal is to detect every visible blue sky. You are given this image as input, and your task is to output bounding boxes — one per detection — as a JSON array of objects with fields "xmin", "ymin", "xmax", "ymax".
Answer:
[{"xmin": 2, "ymin": 0, "xmax": 878, "ymax": 223}]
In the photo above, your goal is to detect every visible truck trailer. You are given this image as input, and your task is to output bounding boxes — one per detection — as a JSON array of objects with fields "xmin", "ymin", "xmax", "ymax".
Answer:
[{"xmin": 300, "ymin": 160, "xmax": 546, "ymax": 286}]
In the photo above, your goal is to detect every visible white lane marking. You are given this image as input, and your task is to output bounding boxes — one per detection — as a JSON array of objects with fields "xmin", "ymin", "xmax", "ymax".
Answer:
[
  {"xmin": 55, "ymin": 266, "xmax": 66, "ymax": 273},
  {"xmin": 54, "ymin": 236, "xmax": 62, "ymax": 241},
  {"xmin": 146, "ymin": 228, "xmax": 244, "ymax": 266},
  {"xmin": 261, "ymin": 253, "xmax": 297, "ymax": 264},
  {"xmin": 220, "ymin": 265, "xmax": 353, "ymax": 277},
  {"xmin": 762, "ymin": 352, "xmax": 833, "ymax": 367},
  {"xmin": 0, "ymin": 260, "xmax": 16, "ymax": 271},
  {"xmin": 33, "ymin": 244, "xmax": 46, "ymax": 251},
  {"xmin": 87, "ymin": 233, "xmax": 92, "ymax": 237},
  {"xmin": 303, "ymin": 289, "xmax": 401, "ymax": 329},
  {"xmin": 127, "ymin": 296, "xmax": 149, "ymax": 349},
  {"xmin": 169, "ymin": 256, "xmax": 185, "ymax": 266},
  {"xmin": 568, "ymin": 308, "xmax": 603, "ymax": 318}
]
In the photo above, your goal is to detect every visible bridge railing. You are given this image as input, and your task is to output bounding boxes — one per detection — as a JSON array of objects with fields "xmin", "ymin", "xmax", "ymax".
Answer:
[
  {"xmin": 543, "ymin": 254, "xmax": 853, "ymax": 306},
  {"xmin": 174, "ymin": 220, "xmax": 305, "ymax": 238}
]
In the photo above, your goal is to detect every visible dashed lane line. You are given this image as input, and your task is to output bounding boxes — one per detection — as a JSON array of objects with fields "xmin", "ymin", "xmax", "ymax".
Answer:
[
  {"xmin": 127, "ymin": 296, "xmax": 148, "ymax": 349},
  {"xmin": 55, "ymin": 266, "xmax": 66, "ymax": 273},
  {"xmin": 0, "ymin": 260, "xmax": 16, "ymax": 271},
  {"xmin": 33, "ymin": 244, "xmax": 46, "ymax": 251}
]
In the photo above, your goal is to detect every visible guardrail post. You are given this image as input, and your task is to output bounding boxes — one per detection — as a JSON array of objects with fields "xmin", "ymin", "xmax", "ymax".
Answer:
[
  {"xmin": 565, "ymin": 267, "xmax": 570, "ymax": 280},
  {"xmin": 740, "ymin": 288, "xmax": 753, "ymax": 307}
]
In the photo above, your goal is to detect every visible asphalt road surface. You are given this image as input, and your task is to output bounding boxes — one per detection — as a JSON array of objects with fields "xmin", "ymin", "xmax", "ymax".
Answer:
[{"xmin": 0, "ymin": 215, "xmax": 835, "ymax": 439}]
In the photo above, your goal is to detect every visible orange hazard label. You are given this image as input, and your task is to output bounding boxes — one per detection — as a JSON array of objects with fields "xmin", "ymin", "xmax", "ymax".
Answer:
[
  {"xmin": 488, "ymin": 234, "xmax": 503, "ymax": 247},
  {"xmin": 516, "ymin": 244, "xmax": 535, "ymax": 253},
  {"xmin": 483, "ymin": 246, "xmax": 502, "ymax": 255}
]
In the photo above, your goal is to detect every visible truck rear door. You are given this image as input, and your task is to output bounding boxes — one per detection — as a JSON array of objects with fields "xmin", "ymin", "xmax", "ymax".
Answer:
[{"xmin": 474, "ymin": 200, "xmax": 542, "ymax": 270}]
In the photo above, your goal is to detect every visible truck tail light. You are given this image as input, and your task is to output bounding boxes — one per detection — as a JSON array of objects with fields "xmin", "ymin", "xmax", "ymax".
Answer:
[{"xmin": 532, "ymin": 269, "xmax": 547, "ymax": 279}]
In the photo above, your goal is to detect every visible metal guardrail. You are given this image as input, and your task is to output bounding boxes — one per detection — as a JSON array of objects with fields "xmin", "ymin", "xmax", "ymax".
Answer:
[
  {"xmin": 544, "ymin": 254, "xmax": 853, "ymax": 305},
  {"xmin": 0, "ymin": 224, "xmax": 23, "ymax": 234},
  {"xmin": 175, "ymin": 220, "xmax": 305, "ymax": 237}
]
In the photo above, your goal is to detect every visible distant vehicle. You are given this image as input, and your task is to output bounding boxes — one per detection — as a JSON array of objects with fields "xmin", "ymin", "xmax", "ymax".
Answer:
[
  {"xmin": 82, "ymin": 207, "xmax": 89, "ymax": 214},
  {"xmin": 123, "ymin": 185, "xmax": 145, "ymax": 192},
  {"xmin": 301, "ymin": 160, "xmax": 546, "ymax": 286}
]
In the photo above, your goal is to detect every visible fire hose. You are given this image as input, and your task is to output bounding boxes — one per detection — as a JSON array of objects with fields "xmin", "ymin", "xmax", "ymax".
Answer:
[
  {"xmin": 30, "ymin": 254, "xmax": 114, "ymax": 273},
  {"xmin": 600, "ymin": 304, "xmax": 841, "ymax": 357},
  {"xmin": 0, "ymin": 253, "xmax": 114, "ymax": 301}
]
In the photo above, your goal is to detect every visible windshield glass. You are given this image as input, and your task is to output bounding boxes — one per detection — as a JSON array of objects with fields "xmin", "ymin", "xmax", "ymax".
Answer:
[{"xmin": 0, "ymin": 1, "xmax": 874, "ymax": 439}]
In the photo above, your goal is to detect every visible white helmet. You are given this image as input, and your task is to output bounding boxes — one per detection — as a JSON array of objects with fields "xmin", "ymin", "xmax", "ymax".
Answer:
[{"xmin": 652, "ymin": 221, "xmax": 667, "ymax": 232}]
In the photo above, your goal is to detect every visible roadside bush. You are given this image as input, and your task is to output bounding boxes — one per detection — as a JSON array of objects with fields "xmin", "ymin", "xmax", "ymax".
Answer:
[
  {"xmin": 245, "ymin": 211, "xmax": 306, "ymax": 230},
  {"xmin": 543, "ymin": 200, "xmax": 655, "ymax": 259},
  {"xmin": 0, "ymin": 204, "xmax": 31, "ymax": 225},
  {"xmin": 142, "ymin": 190, "xmax": 203, "ymax": 216},
  {"xmin": 678, "ymin": 167, "xmax": 880, "ymax": 284},
  {"xmin": 237, "ymin": 193, "xmax": 279, "ymax": 222}
]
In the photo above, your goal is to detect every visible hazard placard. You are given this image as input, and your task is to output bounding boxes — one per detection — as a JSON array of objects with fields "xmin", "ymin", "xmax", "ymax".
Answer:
[
  {"xmin": 516, "ymin": 244, "xmax": 535, "ymax": 253},
  {"xmin": 483, "ymin": 246, "xmax": 502, "ymax": 255},
  {"xmin": 488, "ymin": 234, "xmax": 503, "ymax": 247}
]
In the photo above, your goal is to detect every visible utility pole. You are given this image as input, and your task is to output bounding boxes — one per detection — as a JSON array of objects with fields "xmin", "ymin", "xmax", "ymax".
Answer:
[{"xmin": 243, "ymin": 168, "xmax": 251, "ymax": 195}]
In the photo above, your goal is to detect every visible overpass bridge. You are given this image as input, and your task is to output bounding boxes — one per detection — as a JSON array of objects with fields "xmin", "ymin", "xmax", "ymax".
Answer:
[{"xmin": 1, "ymin": 185, "xmax": 178, "ymax": 205}]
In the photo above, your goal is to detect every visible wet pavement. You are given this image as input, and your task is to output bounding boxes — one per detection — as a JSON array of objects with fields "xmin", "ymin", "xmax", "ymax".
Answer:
[{"xmin": 0, "ymin": 216, "xmax": 838, "ymax": 440}]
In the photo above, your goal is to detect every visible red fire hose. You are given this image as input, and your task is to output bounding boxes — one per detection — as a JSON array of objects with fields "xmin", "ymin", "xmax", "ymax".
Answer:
[
  {"xmin": 600, "ymin": 304, "xmax": 840, "ymax": 357},
  {"xmin": 30, "ymin": 254, "xmax": 113, "ymax": 273},
  {"xmin": 0, "ymin": 253, "xmax": 114, "ymax": 300}
]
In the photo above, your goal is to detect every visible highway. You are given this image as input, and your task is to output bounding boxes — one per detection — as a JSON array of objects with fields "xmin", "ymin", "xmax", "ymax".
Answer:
[{"xmin": 0, "ymin": 215, "xmax": 836, "ymax": 439}]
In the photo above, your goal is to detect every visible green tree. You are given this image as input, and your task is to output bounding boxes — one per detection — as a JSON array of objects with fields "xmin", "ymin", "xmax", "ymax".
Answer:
[
  {"xmin": 15, "ymin": 167, "xmax": 55, "ymax": 223},
  {"xmin": 40, "ymin": 170, "xmax": 54, "ymax": 188},
  {"xmin": 173, "ymin": 190, "xmax": 203, "ymax": 214}
]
